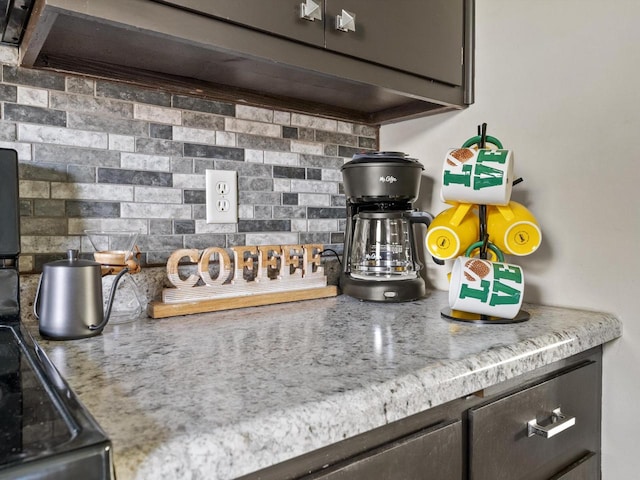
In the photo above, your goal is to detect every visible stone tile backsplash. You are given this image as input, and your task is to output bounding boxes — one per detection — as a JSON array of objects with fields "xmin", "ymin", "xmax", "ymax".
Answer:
[{"xmin": 0, "ymin": 49, "xmax": 378, "ymax": 272}]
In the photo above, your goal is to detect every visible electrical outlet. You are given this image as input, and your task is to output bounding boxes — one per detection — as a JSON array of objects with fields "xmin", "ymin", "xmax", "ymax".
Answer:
[{"xmin": 206, "ymin": 170, "xmax": 237, "ymax": 223}]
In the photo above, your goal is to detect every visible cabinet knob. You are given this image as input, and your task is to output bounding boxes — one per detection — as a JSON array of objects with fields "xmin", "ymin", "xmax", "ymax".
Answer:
[
  {"xmin": 300, "ymin": 0, "xmax": 322, "ymax": 21},
  {"xmin": 527, "ymin": 408, "xmax": 576, "ymax": 439},
  {"xmin": 336, "ymin": 9, "xmax": 356, "ymax": 32}
]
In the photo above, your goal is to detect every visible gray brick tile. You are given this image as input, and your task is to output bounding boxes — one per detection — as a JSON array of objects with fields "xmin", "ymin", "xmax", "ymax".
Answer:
[
  {"xmin": 315, "ymin": 130, "xmax": 358, "ymax": 147},
  {"xmin": 3, "ymin": 66, "xmax": 65, "ymax": 91},
  {"xmin": 33, "ymin": 199, "xmax": 65, "ymax": 217},
  {"xmin": 353, "ymin": 124, "xmax": 378, "ymax": 137},
  {"xmin": 226, "ymin": 234, "xmax": 246, "ymax": 247},
  {"xmin": 182, "ymin": 111, "xmax": 225, "ymax": 130},
  {"xmin": 138, "ymin": 234, "xmax": 184, "ymax": 251},
  {"xmin": 299, "ymin": 154, "xmax": 344, "ymax": 169},
  {"xmin": 238, "ymin": 177, "xmax": 273, "ymax": 191},
  {"xmin": 33, "ymin": 144, "xmax": 120, "ymax": 167},
  {"xmin": 358, "ymin": 136, "xmax": 377, "ymax": 150},
  {"xmin": 136, "ymin": 137, "xmax": 183, "ymax": 156},
  {"xmin": 184, "ymin": 233, "xmax": 227, "ymax": 249},
  {"xmin": 50, "ymin": 92, "xmax": 133, "ymax": 118},
  {"xmin": 184, "ymin": 189, "xmax": 205, "ymax": 204},
  {"xmin": 173, "ymin": 95, "xmax": 234, "ymax": 116},
  {"xmin": 184, "ymin": 143, "xmax": 244, "ymax": 161},
  {"xmin": 298, "ymin": 128, "xmax": 315, "ymax": 141},
  {"xmin": 4, "ymin": 104, "xmax": 66, "ymax": 126},
  {"xmin": 300, "ymin": 232, "xmax": 330, "ymax": 244},
  {"xmin": 306, "ymin": 168, "xmax": 321, "ymax": 180},
  {"xmin": 192, "ymin": 158, "xmax": 216, "ymax": 173},
  {"xmin": 274, "ymin": 206, "xmax": 306, "ymax": 219},
  {"xmin": 19, "ymin": 162, "xmax": 67, "ymax": 181},
  {"xmin": 67, "ymin": 165, "xmax": 97, "ymax": 183},
  {"xmin": 97, "ymin": 168, "xmax": 173, "ymax": 187},
  {"xmin": 0, "ymin": 84, "xmax": 17, "ymax": 101},
  {"xmin": 282, "ymin": 126, "xmax": 297, "ymax": 139},
  {"xmin": 21, "ymin": 217, "xmax": 67, "ymax": 235},
  {"xmin": 238, "ymin": 219, "xmax": 291, "ymax": 232},
  {"xmin": 237, "ymin": 133, "xmax": 291, "ymax": 152},
  {"xmin": 96, "ymin": 81, "xmax": 171, "ymax": 106},
  {"xmin": 307, "ymin": 207, "xmax": 346, "ymax": 219},
  {"xmin": 239, "ymin": 191, "xmax": 281, "ymax": 205},
  {"xmin": 66, "ymin": 77, "xmax": 94, "ymax": 95},
  {"xmin": 174, "ymin": 220, "xmax": 195, "ymax": 234},
  {"xmin": 66, "ymin": 200, "xmax": 120, "ymax": 218},
  {"xmin": 273, "ymin": 165, "xmax": 305, "ymax": 179},
  {"xmin": 150, "ymin": 123, "xmax": 173, "ymax": 139},
  {"xmin": 330, "ymin": 232, "xmax": 345, "ymax": 244},
  {"xmin": 282, "ymin": 193, "xmax": 298, "ymax": 205},
  {"xmin": 212, "ymin": 159, "xmax": 272, "ymax": 178},
  {"xmin": 67, "ymin": 112, "xmax": 148, "ymax": 136},
  {"xmin": 150, "ymin": 219, "xmax": 173, "ymax": 235},
  {"xmin": 331, "ymin": 195, "xmax": 346, "ymax": 207},
  {"xmin": 19, "ymin": 199, "xmax": 32, "ymax": 216},
  {"xmin": 171, "ymin": 157, "xmax": 193, "ymax": 174},
  {"xmin": 324, "ymin": 144, "xmax": 338, "ymax": 157},
  {"xmin": 0, "ymin": 122, "xmax": 16, "ymax": 141},
  {"xmin": 254, "ymin": 206, "xmax": 272, "ymax": 219}
]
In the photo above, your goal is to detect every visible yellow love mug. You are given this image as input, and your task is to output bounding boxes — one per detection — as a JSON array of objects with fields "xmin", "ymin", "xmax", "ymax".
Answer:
[
  {"xmin": 426, "ymin": 203, "xmax": 478, "ymax": 261},
  {"xmin": 487, "ymin": 201, "xmax": 542, "ymax": 256}
]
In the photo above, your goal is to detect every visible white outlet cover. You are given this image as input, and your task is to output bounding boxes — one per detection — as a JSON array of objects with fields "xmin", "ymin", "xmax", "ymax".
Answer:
[{"xmin": 206, "ymin": 169, "xmax": 238, "ymax": 224}]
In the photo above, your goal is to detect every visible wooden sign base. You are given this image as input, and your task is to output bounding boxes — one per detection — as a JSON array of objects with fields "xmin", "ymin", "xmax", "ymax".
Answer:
[{"xmin": 148, "ymin": 285, "xmax": 339, "ymax": 319}]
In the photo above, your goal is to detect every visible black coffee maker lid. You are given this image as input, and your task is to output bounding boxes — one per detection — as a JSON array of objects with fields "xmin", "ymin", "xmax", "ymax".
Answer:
[{"xmin": 344, "ymin": 151, "xmax": 422, "ymax": 167}]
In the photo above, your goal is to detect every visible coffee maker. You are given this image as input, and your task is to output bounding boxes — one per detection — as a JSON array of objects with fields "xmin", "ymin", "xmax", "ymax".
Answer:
[{"xmin": 340, "ymin": 152, "xmax": 433, "ymax": 302}]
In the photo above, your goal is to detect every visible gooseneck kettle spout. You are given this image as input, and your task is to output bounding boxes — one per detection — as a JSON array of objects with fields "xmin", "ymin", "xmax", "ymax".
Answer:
[{"xmin": 89, "ymin": 266, "xmax": 129, "ymax": 331}]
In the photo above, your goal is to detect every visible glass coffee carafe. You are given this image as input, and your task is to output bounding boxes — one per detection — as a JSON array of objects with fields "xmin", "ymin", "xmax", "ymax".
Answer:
[{"xmin": 349, "ymin": 212, "xmax": 418, "ymax": 281}]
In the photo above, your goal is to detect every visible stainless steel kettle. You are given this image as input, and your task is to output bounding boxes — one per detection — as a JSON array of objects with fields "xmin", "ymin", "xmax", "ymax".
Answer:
[{"xmin": 34, "ymin": 249, "xmax": 128, "ymax": 340}]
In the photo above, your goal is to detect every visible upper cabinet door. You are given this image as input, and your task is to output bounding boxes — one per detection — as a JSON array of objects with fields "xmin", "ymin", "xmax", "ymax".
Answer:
[
  {"xmin": 325, "ymin": 0, "xmax": 464, "ymax": 86},
  {"xmin": 155, "ymin": 0, "xmax": 325, "ymax": 46}
]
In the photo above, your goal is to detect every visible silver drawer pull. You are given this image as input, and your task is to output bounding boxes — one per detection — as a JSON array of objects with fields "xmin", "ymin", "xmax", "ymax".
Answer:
[
  {"xmin": 527, "ymin": 408, "xmax": 576, "ymax": 438},
  {"xmin": 300, "ymin": 0, "xmax": 322, "ymax": 21},
  {"xmin": 336, "ymin": 9, "xmax": 356, "ymax": 32}
]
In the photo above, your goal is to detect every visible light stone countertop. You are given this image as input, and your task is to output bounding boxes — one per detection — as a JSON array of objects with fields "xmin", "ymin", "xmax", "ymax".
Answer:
[{"xmin": 23, "ymin": 290, "xmax": 621, "ymax": 480}]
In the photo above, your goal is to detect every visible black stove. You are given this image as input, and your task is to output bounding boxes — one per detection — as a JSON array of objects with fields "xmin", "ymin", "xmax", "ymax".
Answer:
[{"xmin": 0, "ymin": 149, "xmax": 114, "ymax": 479}]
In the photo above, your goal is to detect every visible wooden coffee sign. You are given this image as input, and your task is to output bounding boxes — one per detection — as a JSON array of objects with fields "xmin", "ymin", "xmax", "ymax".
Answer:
[{"xmin": 148, "ymin": 244, "xmax": 338, "ymax": 318}]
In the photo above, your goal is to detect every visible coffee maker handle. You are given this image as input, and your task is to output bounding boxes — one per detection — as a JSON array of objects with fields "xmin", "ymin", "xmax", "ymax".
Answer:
[
  {"xmin": 408, "ymin": 210, "xmax": 433, "ymax": 227},
  {"xmin": 408, "ymin": 211, "xmax": 434, "ymax": 270}
]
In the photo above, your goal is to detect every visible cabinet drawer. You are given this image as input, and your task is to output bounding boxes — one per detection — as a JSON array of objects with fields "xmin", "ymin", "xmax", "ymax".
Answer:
[
  {"xmin": 469, "ymin": 361, "xmax": 600, "ymax": 480},
  {"xmin": 305, "ymin": 420, "xmax": 462, "ymax": 480}
]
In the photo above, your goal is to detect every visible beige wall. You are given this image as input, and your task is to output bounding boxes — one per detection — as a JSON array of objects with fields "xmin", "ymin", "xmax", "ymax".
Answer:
[{"xmin": 381, "ymin": 0, "xmax": 640, "ymax": 477}]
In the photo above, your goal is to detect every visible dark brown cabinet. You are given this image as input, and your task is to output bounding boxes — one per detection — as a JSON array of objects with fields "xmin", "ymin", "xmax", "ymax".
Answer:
[
  {"xmin": 241, "ymin": 347, "xmax": 602, "ymax": 480},
  {"xmin": 20, "ymin": 0, "xmax": 474, "ymax": 124},
  {"xmin": 469, "ymin": 361, "xmax": 600, "ymax": 480},
  {"xmin": 156, "ymin": 0, "xmax": 464, "ymax": 87},
  {"xmin": 305, "ymin": 420, "xmax": 463, "ymax": 480}
]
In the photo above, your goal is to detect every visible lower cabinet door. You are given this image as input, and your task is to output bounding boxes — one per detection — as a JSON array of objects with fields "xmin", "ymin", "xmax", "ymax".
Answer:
[
  {"xmin": 305, "ymin": 420, "xmax": 462, "ymax": 480},
  {"xmin": 469, "ymin": 361, "xmax": 600, "ymax": 480}
]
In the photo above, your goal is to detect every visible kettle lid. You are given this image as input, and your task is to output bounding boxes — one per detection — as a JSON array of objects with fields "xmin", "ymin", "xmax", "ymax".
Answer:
[{"xmin": 44, "ymin": 249, "xmax": 100, "ymax": 268}]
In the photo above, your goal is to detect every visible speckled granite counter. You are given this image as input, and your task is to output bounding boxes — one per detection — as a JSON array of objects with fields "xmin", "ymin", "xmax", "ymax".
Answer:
[{"xmin": 22, "ymin": 291, "xmax": 621, "ymax": 480}]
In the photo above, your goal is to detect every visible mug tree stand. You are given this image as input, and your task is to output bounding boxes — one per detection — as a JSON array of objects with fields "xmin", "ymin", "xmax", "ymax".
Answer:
[{"xmin": 441, "ymin": 125, "xmax": 530, "ymax": 325}]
